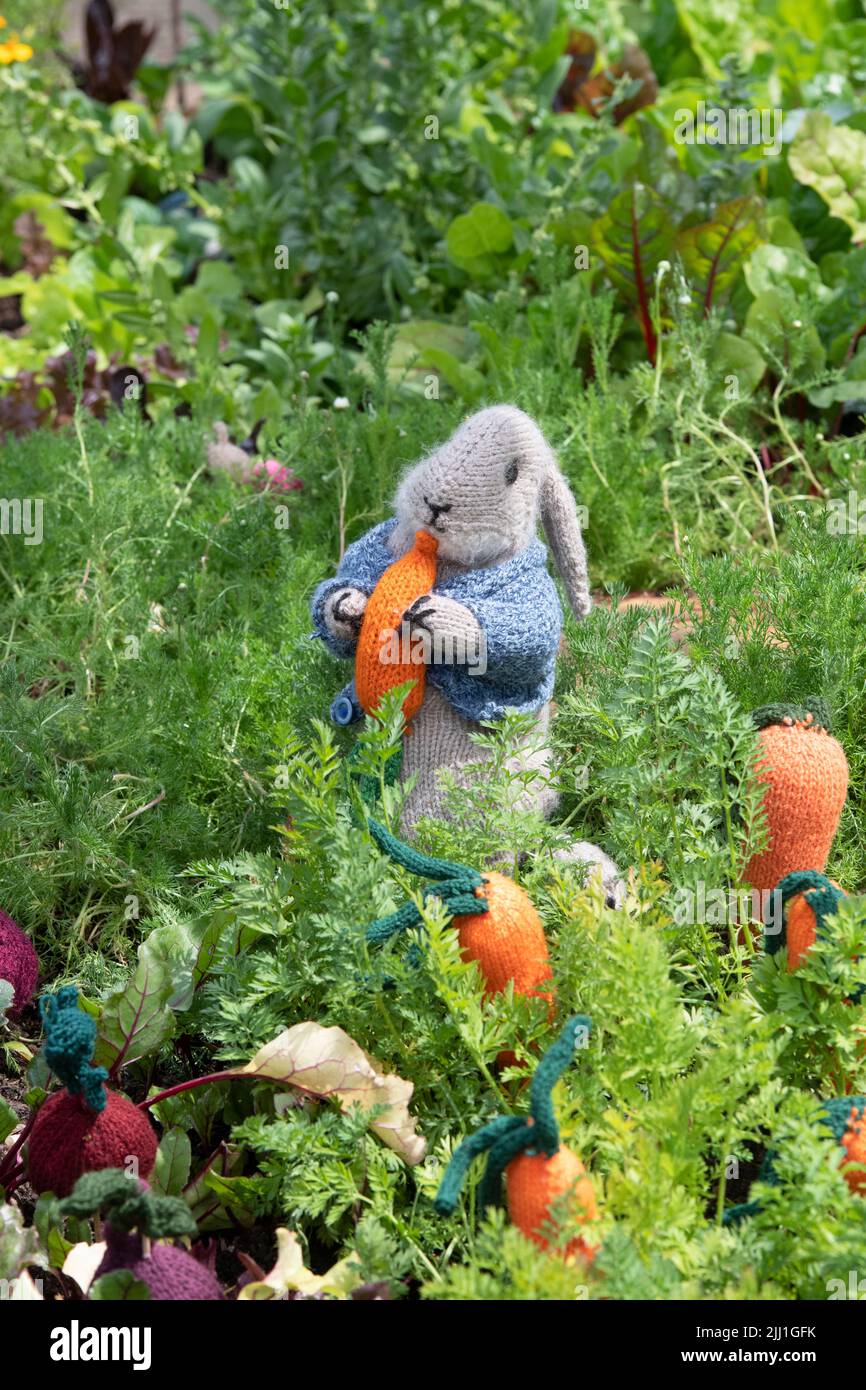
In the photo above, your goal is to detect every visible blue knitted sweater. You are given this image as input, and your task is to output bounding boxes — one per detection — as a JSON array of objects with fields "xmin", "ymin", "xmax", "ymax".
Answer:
[{"xmin": 310, "ymin": 519, "xmax": 562, "ymax": 723}]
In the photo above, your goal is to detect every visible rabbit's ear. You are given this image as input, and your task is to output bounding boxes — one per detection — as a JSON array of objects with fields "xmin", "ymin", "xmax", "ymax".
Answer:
[{"xmin": 539, "ymin": 463, "xmax": 591, "ymax": 620}]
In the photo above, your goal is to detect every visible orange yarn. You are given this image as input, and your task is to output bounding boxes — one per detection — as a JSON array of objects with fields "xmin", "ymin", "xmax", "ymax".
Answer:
[
  {"xmin": 454, "ymin": 872, "xmax": 554, "ymax": 1003},
  {"xmin": 840, "ymin": 1105, "xmax": 866, "ymax": 1194},
  {"xmin": 745, "ymin": 716, "xmax": 848, "ymax": 895},
  {"xmin": 785, "ymin": 879, "xmax": 844, "ymax": 970},
  {"xmin": 355, "ymin": 529, "xmax": 438, "ymax": 724},
  {"xmin": 454, "ymin": 872, "xmax": 554, "ymax": 1069},
  {"xmin": 506, "ymin": 1147, "xmax": 597, "ymax": 1258}
]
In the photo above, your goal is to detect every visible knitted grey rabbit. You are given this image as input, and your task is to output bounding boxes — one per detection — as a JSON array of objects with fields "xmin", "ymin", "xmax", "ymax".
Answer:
[{"xmin": 311, "ymin": 405, "xmax": 622, "ymax": 903}]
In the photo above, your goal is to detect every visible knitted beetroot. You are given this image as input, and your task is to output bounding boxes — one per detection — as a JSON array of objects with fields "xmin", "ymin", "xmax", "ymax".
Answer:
[
  {"xmin": 26, "ymin": 987, "xmax": 157, "ymax": 1197},
  {"xmin": 95, "ymin": 1229, "xmax": 224, "ymax": 1300},
  {"xmin": 29, "ymin": 1089, "xmax": 158, "ymax": 1198},
  {"xmin": 57, "ymin": 1169, "xmax": 224, "ymax": 1301},
  {"xmin": 355, "ymin": 529, "xmax": 438, "ymax": 725},
  {"xmin": 0, "ymin": 908, "xmax": 39, "ymax": 1016},
  {"xmin": 745, "ymin": 700, "xmax": 848, "ymax": 897},
  {"xmin": 434, "ymin": 1016, "xmax": 597, "ymax": 1258}
]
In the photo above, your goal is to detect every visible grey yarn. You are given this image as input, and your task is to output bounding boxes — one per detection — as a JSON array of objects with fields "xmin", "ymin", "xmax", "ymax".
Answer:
[
  {"xmin": 311, "ymin": 405, "xmax": 621, "ymax": 892},
  {"xmin": 312, "ymin": 518, "xmax": 562, "ymax": 722}
]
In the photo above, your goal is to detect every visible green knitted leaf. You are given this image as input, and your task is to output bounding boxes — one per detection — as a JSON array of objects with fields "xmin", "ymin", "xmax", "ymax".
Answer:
[
  {"xmin": 765, "ymin": 870, "xmax": 845, "ymax": 956},
  {"xmin": 750, "ymin": 695, "xmax": 832, "ymax": 732},
  {"xmin": 819, "ymin": 1096, "xmax": 866, "ymax": 1145},
  {"xmin": 40, "ymin": 986, "xmax": 108, "ymax": 1112},
  {"xmin": 56, "ymin": 1168, "xmax": 199, "ymax": 1238},
  {"xmin": 433, "ymin": 1016, "xmax": 593, "ymax": 1218}
]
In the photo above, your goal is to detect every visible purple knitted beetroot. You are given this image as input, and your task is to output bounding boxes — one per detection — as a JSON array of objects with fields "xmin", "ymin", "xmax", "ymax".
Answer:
[
  {"xmin": 95, "ymin": 1226, "xmax": 224, "ymax": 1300},
  {"xmin": 0, "ymin": 909, "xmax": 39, "ymax": 1015}
]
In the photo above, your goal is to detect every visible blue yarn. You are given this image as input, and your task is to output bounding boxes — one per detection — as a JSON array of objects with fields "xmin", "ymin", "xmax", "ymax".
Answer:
[
  {"xmin": 311, "ymin": 518, "xmax": 563, "ymax": 722},
  {"xmin": 330, "ymin": 680, "xmax": 363, "ymax": 726},
  {"xmin": 40, "ymin": 986, "xmax": 108, "ymax": 1113}
]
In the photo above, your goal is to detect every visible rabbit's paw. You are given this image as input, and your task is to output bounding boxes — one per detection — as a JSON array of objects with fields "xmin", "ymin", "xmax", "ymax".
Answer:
[
  {"xmin": 324, "ymin": 586, "xmax": 367, "ymax": 640},
  {"xmin": 552, "ymin": 842, "xmax": 625, "ymax": 909},
  {"xmin": 404, "ymin": 595, "xmax": 484, "ymax": 667}
]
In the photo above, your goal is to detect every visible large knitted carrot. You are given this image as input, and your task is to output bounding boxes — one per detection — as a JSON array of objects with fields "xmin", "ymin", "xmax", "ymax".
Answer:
[
  {"xmin": 355, "ymin": 529, "xmax": 438, "ymax": 724},
  {"xmin": 362, "ymin": 818, "xmax": 553, "ymax": 1010},
  {"xmin": 745, "ymin": 698, "xmax": 847, "ymax": 896},
  {"xmin": 434, "ymin": 1016, "xmax": 597, "ymax": 1257}
]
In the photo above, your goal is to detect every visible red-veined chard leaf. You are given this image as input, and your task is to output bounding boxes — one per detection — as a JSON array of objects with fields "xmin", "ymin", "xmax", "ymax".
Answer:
[
  {"xmin": 592, "ymin": 183, "xmax": 672, "ymax": 362},
  {"xmin": 676, "ymin": 196, "xmax": 762, "ymax": 313},
  {"xmin": 93, "ymin": 937, "xmax": 175, "ymax": 1075},
  {"xmin": 241, "ymin": 1020, "xmax": 427, "ymax": 1164}
]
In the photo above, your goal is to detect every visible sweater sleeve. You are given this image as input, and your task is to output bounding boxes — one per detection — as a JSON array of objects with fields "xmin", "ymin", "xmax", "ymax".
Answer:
[
  {"xmin": 438, "ymin": 561, "xmax": 562, "ymax": 688},
  {"xmin": 310, "ymin": 521, "xmax": 396, "ymax": 659}
]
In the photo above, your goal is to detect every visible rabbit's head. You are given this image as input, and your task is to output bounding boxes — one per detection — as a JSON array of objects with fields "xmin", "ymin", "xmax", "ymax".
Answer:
[{"xmin": 391, "ymin": 405, "xmax": 591, "ymax": 618}]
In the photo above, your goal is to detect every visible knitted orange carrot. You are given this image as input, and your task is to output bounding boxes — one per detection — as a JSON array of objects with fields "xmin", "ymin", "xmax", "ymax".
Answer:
[
  {"xmin": 725, "ymin": 1095, "xmax": 866, "ymax": 1223},
  {"xmin": 355, "ymin": 529, "xmax": 438, "ymax": 725},
  {"xmin": 434, "ymin": 1016, "xmax": 597, "ymax": 1258},
  {"xmin": 766, "ymin": 871, "xmax": 847, "ymax": 971},
  {"xmin": 745, "ymin": 699, "xmax": 848, "ymax": 897},
  {"xmin": 836, "ymin": 1099, "xmax": 866, "ymax": 1194},
  {"xmin": 452, "ymin": 873, "xmax": 553, "ymax": 1005},
  {"xmin": 363, "ymin": 819, "xmax": 553, "ymax": 1014}
]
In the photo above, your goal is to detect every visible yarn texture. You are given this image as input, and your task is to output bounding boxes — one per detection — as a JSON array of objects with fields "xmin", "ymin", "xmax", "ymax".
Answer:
[
  {"xmin": 56, "ymin": 1167, "xmax": 198, "ymax": 1236},
  {"xmin": 312, "ymin": 516, "xmax": 563, "ymax": 721},
  {"xmin": 766, "ymin": 870, "xmax": 846, "ymax": 968},
  {"xmin": 96, "ymin": 1229, "xmax": 224, "ymax": 1300},
  {"xmin": 434, "ymin": 1016, "xmax": 597, "ymax": 1257},
  {"xmin": 507, "ymin": 1148, "xmax": 597, "ymax": 1257},
  {"xmin": 837, "ymin": 1102, "xmax": 866, "ymax": 1194},
  {"xmin": 724, "ymin": 1095, "xmax": 866, "ymax": 1222},
  {"xmin": 745, "ymin": 707, "xmax": 848, "ymax": 895},
  {"xmin": 312, "ymin": 405, "xmax": 619, "ymax": 890},
  {"xmin": 0, "ymin": 908, "xmax": 39, "ymax": 1015},
  {"xmin": 453, "ymin": 872, "xmax": 553, "ymax": 1002},
  {"xmin": 27, "ymin": 1089, "xmax": 158, "ymax": 1198},
  {"xmin": 55, "ymin": 1170, "xmax": 223, "ymax": 1300},
  {"xmin": 27, "ymin": 988, "xmax": 158, "ymax": 1197},
  {"xmin": 354, "ymin": 528, "xmax": 438, "ymax": 723},
  {"xmin": 40, "ymin": 986, "xmax": 109, "ymax": 1112},
  {"xmin": 360, "ymin": 819, "xmax": 553, "ymax": 1021}
]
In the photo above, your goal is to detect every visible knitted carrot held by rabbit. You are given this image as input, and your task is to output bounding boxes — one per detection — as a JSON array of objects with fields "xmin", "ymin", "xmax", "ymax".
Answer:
[
  {"xmin": 745, "ymin": 699, "xmax": 848, "ymax": 896},
  {"xmin": 26, "ymin": 987, "xmax": 158, "ymax": 1197},
  {"xmin": 362, "ymin": 817, "xmax": 553, "ymax": 1009},
  {"xmin": 434, "ymin": 1016, "xmax": 597, "ymax": 1257},
  {"xmin": 354, "ymin": 528, "xmax": 438, "ymax": 725}
]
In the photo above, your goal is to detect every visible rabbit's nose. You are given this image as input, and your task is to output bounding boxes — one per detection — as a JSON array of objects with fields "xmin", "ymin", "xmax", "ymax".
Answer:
[{"xmin": 423, "ymin": 495, "xmax": 452, "ymax": 523}]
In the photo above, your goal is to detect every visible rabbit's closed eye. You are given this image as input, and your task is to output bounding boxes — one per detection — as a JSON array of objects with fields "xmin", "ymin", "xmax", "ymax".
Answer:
[{"xmin": 504, "ymin": 457, "xmax": 519, "ymax": 485}]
